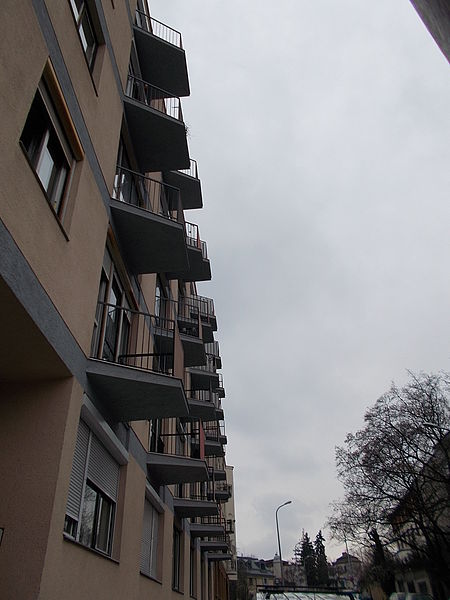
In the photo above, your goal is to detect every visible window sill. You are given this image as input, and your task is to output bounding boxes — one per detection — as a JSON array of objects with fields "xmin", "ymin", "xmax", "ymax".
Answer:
[
  {"xmin": 172, "ymin": 588, "xmax": 185, "ymax": 595},
  {"xmin": 63, "ymin": 533, "xmax": 119, "ymax": 564},
  {"xmin": 139, "ymin": 571, "xmax": 162, "ymax": 585}
]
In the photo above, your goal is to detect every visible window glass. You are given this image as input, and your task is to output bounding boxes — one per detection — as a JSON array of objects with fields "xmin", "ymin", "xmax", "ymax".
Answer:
[
  {"xmin": 68, "ymin": 0, "xmax": 98, "ymax": 69},
  {"xmin": 79, "ymin": 483, "xmax": 97, "ymax": 547},
  {"xmin": 64, "ymin": 421, "xmax": 118, "ymax": 557}
]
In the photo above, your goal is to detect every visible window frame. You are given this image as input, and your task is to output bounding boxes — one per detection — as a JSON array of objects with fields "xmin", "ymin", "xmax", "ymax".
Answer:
[
  {"xmin": 20, "ymin": 82, "xmax": 75, "ymax": 221},
  {"xmin": 172, "ymin": 526, "xmax": 182, "ymax": 591},
  {"xmin": 64, "ymin": 417, "xmax": 121, "ymax": 558},
  {"xmin": 68, "ymin": 0, "xmax": 100, "ymax": 71},
  {"xmin": 140, "ymin": 498, "xmax": 160, "ymax": 579}
]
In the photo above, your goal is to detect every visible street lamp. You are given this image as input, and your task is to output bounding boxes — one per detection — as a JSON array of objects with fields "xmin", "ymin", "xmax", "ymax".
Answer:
[{"xmin": 275, "ymin": 500, "xmax": 292, "ymax": 586}]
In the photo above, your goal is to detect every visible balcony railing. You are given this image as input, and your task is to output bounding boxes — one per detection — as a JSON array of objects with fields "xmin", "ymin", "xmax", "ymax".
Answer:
[
  {"xmin": 126, "ymin": 74, "xmax": 183, "ymax": 121},
  {"xmin": 179, "ymin": 158, "xmax": 199, "ymax": 178},
  {"xmin": 135, "ymin": 9, "xmax": 183, "ymax": 48},
  {"xmin": 150, "ymin": 424, "xmax": 200, "ymax": 457},
  {"xmin": 194, "ymin": 353, "xmax": 217, "ymax": 375},
  {"xmin": 91, "ymin": 301, "xmax": 175, "ymax": 375},
  {"xmin": 205, "ymin": 341, "xmax": 220, "ymax": 357},
  {"xmin": 113, "ymin": 166, "xmax": 182, "ymax": 221},
  {"xmin": 185, "ymin": 222, "xmax": 208, "ymax": 259},
  {"xmin": 186, "ymin": 390, "xmax": 219, "ymax": 404}
]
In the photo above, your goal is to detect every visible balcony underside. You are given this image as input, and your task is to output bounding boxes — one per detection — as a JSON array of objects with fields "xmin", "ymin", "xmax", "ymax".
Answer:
[
  {"xmin": 0, "ymin": 276, "xmax": 70, "ymax": 381},
  {"xmin": 206, "ymin": 552, "xmax": 233, "ymax": 562},
  {"xmin": 200, "ymin": 322, "xmax": 214, "ymax": 344},
  {"xmin": 189, "ymin": 523, "xmax": 224, "ymax": 538},
  {"xmin": 187, "ymin": 399, "xmax": 217, "ymax": 420},
  {"xmin": 188, "ymin": 368, "xmax": 219, "ymax": 391},
  {"xmin": 86, "ymin": 359, "xmax": 189, "ymax": 421},
  {"xmin": 167, "ymin": 247, "xmax": 211, "ymax": 282},
  {"xmin": 204, "ymin": 439, "xmax": 225, "ymax": 457},
  {"xmin": 173, "ymin": 498, "xmax": 218, "ymax": 518},
  {"xmin": 212, "ymin": 469, "xmax": 227, "ymax": 482},
  {"xmin": 200, "ymin": 540, "xmax": 229, "ymax": 552},
  {"xmin": 215, "ymin": 408, "xmax": 224, "ymax": 421},
  {"xmin": 164, "ymin": 170, "xmax": 203, "ymax": 209},
  {"xmin": 110, "ymin": 198, "xmax": 188, "ymax": 274},
  {"xmin": 146, "ymin": 453, "xmax": 208, "ymax": 485},
  {"xmin": 219, "ymin": 435, "xmax": 227, "ymax": 446},
  {"xmin": 180, "ymin": 334, "xmax": 206, "ymax": 368},
  {"xmin": 133, "ymin": 26, "xmax": 190, "ymax": 97},
  {"xmin": 211, "ymin": 490, "xmax": 231, "ymax": 502},
  {"xmin": 124, "ymin": 97, "xmax": 189, "ymax": 172}
]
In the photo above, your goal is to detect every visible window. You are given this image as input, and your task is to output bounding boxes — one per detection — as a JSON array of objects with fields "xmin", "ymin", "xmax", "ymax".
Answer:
[
  {"xmin": 64, "ymin": 419, "xmax": 120, "ymax": 556},
  {"xmin": 140, "ymin": 499, "xmax": 159, "ymax": 578},
  {"xmin": 172, "ymin": 527, "xmax": 181, "ymax": 590},
  {"xmin": 69, "ymin": 0, "xmax": 99, "ymax": 69},
  {"xmin": 20, "ymin": 84, "xmax": 73, "ymax": 217},
  {"xmin": 91, "ymin": 247, "xmax": 131, "ymax": 363}
]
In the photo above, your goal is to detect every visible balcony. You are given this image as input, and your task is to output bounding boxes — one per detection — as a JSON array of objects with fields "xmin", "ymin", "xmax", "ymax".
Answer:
[
  {"xmin": 178, "ymin": 294, "xmax": 216, "ymax": 344},
  {"xmin": 186, "ymin": 390, "xmax": 218, "ymax": 420},
  {"xmin": 206, "ymin": 552, "xmax": 233, "ymax": 562},
  {"xmin": 205, "ymin": 341, "xmax": 222, "ymax": 369},
  {"xmin": 210, "ymin": 483, "xmax": 232, "ymax": 503},
  {"xmin": 146, "ymin": 426, "xmax": 209, "ymax": 485},
  {"xmin": 124, "ymin": 75, "xmax": 189, "ymax": 172},
  {"xmin": 167, "ymin": 222, "xmax": 211, "ymax": 282},
  {"xmin": 133, "ymin": 11, "xmax": 189, "ymax": 97},
  {"xmin": 110, "ymin": 167, "xmax": 188, "ymax": 274},
  {"xmin": 200, "ymin": 538, "xmax": 230, "ymax": 553},
  {"xmin": 164, "ymin": 159, "xmax": 203, "ymax": 210},
  {"xmin": 216, "ymin": 373, "xmax": 225, "ymax": 398},
  {"xmin": 176, "ymin": 298, "xmax": 206, "ymax": 367},
  {"xmin": 195, "ymin": 429, "xmax": 224, "ymax": 458},
  {"xmin": 190, "ymin": 515, "xmax": 225, "ymax": 538},
  {"xmin": 147, "ymin": 453, "xmax": 208, "ymax": 485},
  {"xmin": 188, "ymin": 354, "xmax": 220, "ymax": 391},
  {"xmin": 87, "ymin": 302, "xmax": 188, "ymax": 421},
  {"xmin": 207, "ymin": 463, "xmax": 227, "ymax": 482}
]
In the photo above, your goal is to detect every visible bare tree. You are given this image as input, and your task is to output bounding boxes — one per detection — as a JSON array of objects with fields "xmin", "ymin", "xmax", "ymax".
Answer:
[{"xmin": 327, "ymin": 372, "xmax": 450, "ymax": 598}]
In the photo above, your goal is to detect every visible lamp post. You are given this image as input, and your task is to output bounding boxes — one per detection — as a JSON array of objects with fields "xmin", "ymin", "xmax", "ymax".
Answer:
[{"xmin": 275, "ymin": 500, "xmax": 292, "ymax": 586}]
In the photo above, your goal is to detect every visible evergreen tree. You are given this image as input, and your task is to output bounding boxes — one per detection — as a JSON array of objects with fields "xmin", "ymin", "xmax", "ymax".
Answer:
[
  {"xmin": 300, "ymin": 531, "xmax": 317, "ymax": 586},
  {"xmin": 314, "ymin": 530, "xmax": 329, "ymax": 586}
]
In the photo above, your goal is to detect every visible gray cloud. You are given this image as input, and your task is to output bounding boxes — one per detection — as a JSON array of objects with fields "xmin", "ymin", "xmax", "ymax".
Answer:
[{"xmin": 151, "ymin": 0, "xmax": 450, "ymax": 559}]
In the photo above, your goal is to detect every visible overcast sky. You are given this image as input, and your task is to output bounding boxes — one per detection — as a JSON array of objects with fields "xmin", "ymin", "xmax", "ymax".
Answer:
[{"xmin": 149, "ymin": 1, "xmax": 450, "ymax": 561}]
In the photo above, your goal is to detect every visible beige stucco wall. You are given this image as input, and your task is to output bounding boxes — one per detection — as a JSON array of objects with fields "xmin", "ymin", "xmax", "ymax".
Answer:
[{"xmin": 0, "ymin": 377, "xmax": 80, "ymax": 600}]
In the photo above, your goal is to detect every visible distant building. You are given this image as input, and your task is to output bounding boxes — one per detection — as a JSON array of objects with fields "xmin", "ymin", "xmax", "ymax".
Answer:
[
  {"xmin": 409, "ymin": 0, "xmax": 450, "ymax": 61},
  {"xmin": 238, "ymin": 556, "xmax": 276, "ymax": 598},
  {"xmin": 329, "ymin": 552, "xmax": 362, "ymax": 590}
]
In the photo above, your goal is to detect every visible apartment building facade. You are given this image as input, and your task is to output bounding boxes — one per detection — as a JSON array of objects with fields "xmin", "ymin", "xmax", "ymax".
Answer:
[
  {"xmin": 409, "ymin": 0, "xmax": 450, "ymax": 61},
  {"xmin": 0, "ymin": 1, "xmax": 234, "ymax": 599}
]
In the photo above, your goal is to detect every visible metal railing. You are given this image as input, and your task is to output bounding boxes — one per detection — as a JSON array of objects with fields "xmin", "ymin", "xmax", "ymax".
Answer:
[
  {"xmin": 186, "ymin": 389, "xmax": 219, "ymax": 404},
  {"xmin": 185, "ymin": 222, "xmax": 208, "ymax": 260},
  {"xmin": 135, "ymin": 9, "xmax": 183, "ymax": 48},
  {"xmin": 217, "ymin": 373, "xmax": 225, "ymax": 391},
  {"xmin": 194, "ymin": 353, "xmax": 218, "ymax": 374},
  {"xmin": 205, "ymin": 341, "xmax": 220, "ymax": 357},
  {"xmin": 126, "ymin": 74, "xmax": 183, "ymax": 121},
  {"xmin": 113, "ymin": 166, "xmax": 182, "ymax": 221},
  {"xmin": 179, "ymin": 158, "xmax": 198, "ymax": 178},
  {"xmin": 91, "ymin": 301, "xmax": 175, "ymax": 375}
]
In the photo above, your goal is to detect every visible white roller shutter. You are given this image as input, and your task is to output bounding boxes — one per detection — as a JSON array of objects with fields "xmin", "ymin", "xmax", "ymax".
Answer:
[
  {"xmin": 87, "ymin": 432, "xmax": 120, "ymax": 501},
  {"xmin": 66, "ymin": 419, "xmax": 89, "ymax": 521}
]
